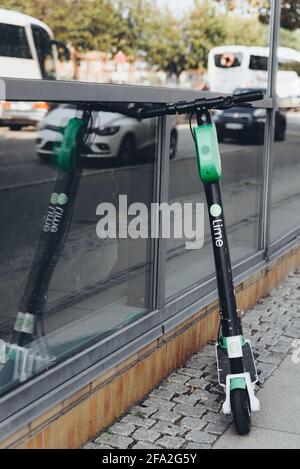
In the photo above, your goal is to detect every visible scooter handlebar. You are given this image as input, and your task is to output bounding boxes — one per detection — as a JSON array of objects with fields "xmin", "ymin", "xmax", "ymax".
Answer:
[
  {"xmin": 232, "ymin": 90, "xmax": 264, "ymax": 105},
  {"xmin": 139, "ymin": 90, "xmax": 264, "ymax": 119}
]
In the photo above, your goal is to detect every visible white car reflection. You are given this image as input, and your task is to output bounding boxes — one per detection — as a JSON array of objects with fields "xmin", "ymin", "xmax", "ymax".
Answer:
[{"xmin": 36, "ymin": 104, "xmax": 177, "ymax": 162}]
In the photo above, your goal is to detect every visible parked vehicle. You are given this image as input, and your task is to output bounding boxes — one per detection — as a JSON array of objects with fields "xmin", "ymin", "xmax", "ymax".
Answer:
[
  {"xmin": 213, "ymin": 89, "xmax": 286, "ymax": 142},
  {"xmin": 208, "ymin": 45, "xmax": 300, "ymax": 98},
  {"xmin": 36, "ymin": 105, "xmax": 178, "ymax": 162},
  {"xmin": 0, "ymin": 100, "xmax": 50, "ymax": 131},
  {"xmin": 0, "ymin": 9, "xmax": 68, "ymax": 130}
]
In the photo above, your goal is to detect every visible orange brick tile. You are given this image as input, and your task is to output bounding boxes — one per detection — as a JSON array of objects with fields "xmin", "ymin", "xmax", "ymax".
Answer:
[
  {"xmin": 109, "ymin": 380, "xmax": 118, "ymax": 424},
  {"xmin": 59, "ymin": 413, "xmax": 67, "ymax": 449},
  {"xmin": 121, "ymin": 372, "xmax": 129, "ymax": 414},
  {"xmin": 96, "ymin": 387, "xmax": 105, "ymax": 431},
  {"xmin": 91, "ymin": 367, "xmax": 117, "ymax": 392},
  {"xmin": 43, "ymin": 426, "xmax": 51, "ymax": 449},
  {"xmin": 26, "ymin": 437, "xmax": 36, "ymax": 449},
  {"xmin": 103, "ymin": 385, "xmax": 112, "ymax": 429},
  {"xmin": 30, "ymin": 404, "xmax": 62, "ymax": 433},
  {"xmin": 50, "ymin": 419, "xmax": 60, "ymax": 449},
  {"xmin": 79, "ymin": 399, "xmax": 90, "ymax": 446},
  {"xmin": 89, "ymin": 393, "xmax": 98, "ymax": 438},
  {"xmin": 0, "ymin": 425, "xmax": 30, "ymax": 449},
  {"xmin": 66, "ymin": 409, "xmax": 76, "ymax": 449},
  {"xmin": 133, "ymin": 363, "xmax": 142, "ymax": 401},
  {"xmin": 62, "ymin": 385, "xmax": 90, "ymax": 411},
  {"xmin": 35, "ymin": 431, "xmax": 43, "ymax": 449}
]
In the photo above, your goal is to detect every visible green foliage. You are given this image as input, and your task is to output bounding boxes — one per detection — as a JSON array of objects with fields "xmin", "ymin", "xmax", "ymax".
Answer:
[
  {"xmin": 280, "ymin": 27, "xmax": 300, "ymax": 49},
  {"xmin": 222, "ymin": 15, "xmax": 268, "ymax": 47},
  {"xmin": 280, "ymin": 1, "xmax": 300, "ymax": 30},
  {"xmin": 184, "ymin": 1, "xmax": 227, "ymax": 69},
  {"xmin": 247, "ymin": 0, "xmax": 300, "ymax": 31},
  {"xmin": 0, "ymin": 0, "xmax": 298, "ymax": 77}
]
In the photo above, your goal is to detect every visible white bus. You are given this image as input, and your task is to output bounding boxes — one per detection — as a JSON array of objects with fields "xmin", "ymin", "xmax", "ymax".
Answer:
[
  {"xmin": 0, "ymin": 9, "xmax": 69, "ymax": 129},
  {"xmin": 208, "ymin": 45, "xmax": 300, "ymax": 98},
  {"xmin": 0, "ymin": 8, "xmax": 61, "ymax": 80}
]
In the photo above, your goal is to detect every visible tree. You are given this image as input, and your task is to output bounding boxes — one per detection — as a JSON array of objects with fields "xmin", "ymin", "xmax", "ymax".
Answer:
[
  {"xmin": 184, "ymin": 1, "xmax": 227, "ymax": 69},
  {"xmin": 244, "ymin": 0, "xmax": 300, "ymax": 31},
  {"xmin": 115, "ymin": 1, "xmax": 193, "ymax": 79},
  {"xmin": 0, "ymin": 0, "xmax": 125, "ymax": 52},
  {"xmin": 223, "ymin": 15, "xmax": 267, "ymax": 47}
]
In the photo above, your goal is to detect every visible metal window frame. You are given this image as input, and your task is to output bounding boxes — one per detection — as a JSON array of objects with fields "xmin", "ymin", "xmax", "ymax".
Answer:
[{"xmin": 259, "ymin": 0, "xmax": 282, "ymax": 258}]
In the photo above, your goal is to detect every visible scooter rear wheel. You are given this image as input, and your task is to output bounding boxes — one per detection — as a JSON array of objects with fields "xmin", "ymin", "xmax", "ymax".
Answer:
[{"xmin": 230, "ymin": 389, "xmax": 251, "ymax": 435}]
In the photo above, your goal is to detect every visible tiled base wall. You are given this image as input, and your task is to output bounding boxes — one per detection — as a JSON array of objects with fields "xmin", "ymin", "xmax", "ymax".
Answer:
[{"xmin": 2, "ymin": 244, "xmax": 300, "ymax": 449}]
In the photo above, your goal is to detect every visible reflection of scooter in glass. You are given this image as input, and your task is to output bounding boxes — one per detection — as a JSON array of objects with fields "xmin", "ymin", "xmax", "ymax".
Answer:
[
  {"xmin": 0, "ymin": 108, "xmax": 91, "ymax": 393},
  {"xmin": 138, "ymin": 91, "xmax": 263, "ymax": 435}
]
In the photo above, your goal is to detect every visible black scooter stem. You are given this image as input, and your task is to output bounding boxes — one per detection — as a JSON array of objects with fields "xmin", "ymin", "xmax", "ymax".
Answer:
[
  {"xmin": 0, "ymin": 110, "xmax": 90, "ymax": 392},
  {"xmin": 204, "ymin": 181, "xmax": 241, "ymax": 337},
  {"xmin": 12, "ymin": 172, "xmax": 81, "ymax": 347}
]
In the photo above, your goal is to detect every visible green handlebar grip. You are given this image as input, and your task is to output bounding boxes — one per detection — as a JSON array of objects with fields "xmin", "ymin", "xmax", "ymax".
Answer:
[
  {"xmin": 56, "ymin": 118, "xmax": 88, "ymax": 173},
  {"xmin": 194, "ymin": 123, "xmax": 222, "ymax": 184}
]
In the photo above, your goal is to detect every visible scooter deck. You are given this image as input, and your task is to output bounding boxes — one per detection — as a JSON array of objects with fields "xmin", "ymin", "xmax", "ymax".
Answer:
[{"xmin": 216, "ymin": 341, "xmax": 258, "ymax": 386}]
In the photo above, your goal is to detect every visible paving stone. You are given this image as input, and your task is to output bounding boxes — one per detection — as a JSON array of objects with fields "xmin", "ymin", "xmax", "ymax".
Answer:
[
  {"xmin": 173, "ymin": 403, "xmax": 206, "ymax": 418},
  {"xmin": 152, "ymin": 410, "xmax": 181, "ymax": 424},
  {"xmin": 203, "ymin": 412, "xmax": 232, "ymax": 426},
  {"xmin": 205, "ymin": 421, "xmax": 230, "ymax": 435},
  {"xmin": 173, "ymin": 393, "xmax": 203, "ymax": 407},
  {"xmin": 121, "ymin": 415, "xmax": 156, "ymax": 429},
  {"xmin": 132, "ymin": 428, "xmax": 161, "ymax": 444},
  {"xmin": 159, "ymin": 382, "xmax": 189, "ymax": 395},
  {"xmin": 95, "ymin": 433, "xmax": 133, "ymax": 449},
  {"xmin": 131, "ymin": 442, "xmax": 162, "ymax": 450},
  {"xmin": 110, "ymin": 422, "xmax": 136, "ymax": 437},
  {"xmin": 177, "ymin": 367, "xmax": 203, "ymax": 378},
  {"xmin": 184, "ymin": 442, "xmax": 211, "ymax": 450},
  {"xmin": 156, "ymin": 436, "xmax": 185, "ymax": 449},
  {"xmin": 152, "ymin": 421, "xmax": 186, "ymax": 437},
  {"xmin": 150, "ymin": 389, "xmax": 175, "ymax": 401},
  {"xmin": 143, "ymin": 398, "xmax": 175, "ymax": 411},
  {"xmin": 167, "ymin": 373, "xmax": 190, "ymax": 385},
  {"xmin": 257, "ymin": 353, "xmax": 281, "ymax": 365},
  {"xmin": 84, "ymin": 442, "xmax": 107, "ymax": 449},
  {"xmin": 180, "ymin": 417, "xmax": 207, "ymax": 431},
  {"xmin": 185, "ymin": 378, "xmax": 209, "ymax": 390},
  {"xmin": 185, "ymin": 430, "xmax": 218, "ymax": 445},
  {"xmin": 130, "ymin": 405, "xmax": 157, "ymax": 418}
]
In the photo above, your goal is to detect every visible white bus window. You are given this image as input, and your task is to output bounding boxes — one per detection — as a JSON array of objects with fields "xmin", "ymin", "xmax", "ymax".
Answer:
[
  {"xmin": 0, "ymin": 23, "xmax": 32, "ymax": 59},
  {"xmin": 249, "ymin": 55, "xmax": 268, "ymax": 71},
  {"xmin": 214, "ymin": 53, "xmax": 242, "ymax": 68},
  {"xmin": 31, "ymin": 24, "xmax": 56, "ymax": 80}
]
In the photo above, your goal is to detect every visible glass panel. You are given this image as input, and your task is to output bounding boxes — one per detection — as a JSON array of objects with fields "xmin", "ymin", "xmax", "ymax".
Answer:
[
  {"xmin": 0, "ymin": 101, "xmax": 157, "ymax": 395},
  {"xmin": 270, "ymin": 103, "xmax": 300, "ymax": 240},
  {"xmin": 270, "ymin": 6, "xmax": 300, "ymax": 240},
  {"xmin": 32, "ymin": 25, "xmax": 56, "ymax": 80},
  {"xmin": 0, "ymin": 23, "xmax": 32, "ymax": 59},
  {"xmin": 166, "ymin": 106, "xmax": 265, "ymax": 300}
]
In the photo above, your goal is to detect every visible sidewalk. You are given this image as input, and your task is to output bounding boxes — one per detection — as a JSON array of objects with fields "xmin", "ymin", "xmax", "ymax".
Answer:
[{"xmin": 84, "ymin": 269, "xmax": 300, "ymax": 450}]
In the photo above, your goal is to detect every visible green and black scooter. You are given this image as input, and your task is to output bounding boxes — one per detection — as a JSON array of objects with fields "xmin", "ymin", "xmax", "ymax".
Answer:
[
  {"xmin": 138, "ymin": 90, "xmax": 263, "ymax": 435},
  {"xmin": 0, "ymin": 107, "xmax": 91, "ymax": 392}
]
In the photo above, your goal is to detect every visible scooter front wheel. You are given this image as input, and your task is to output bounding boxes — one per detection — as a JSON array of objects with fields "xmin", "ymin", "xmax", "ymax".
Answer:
[{"xmin": 230, "ymin": 389, "xmax": 251, "ymax": 435}]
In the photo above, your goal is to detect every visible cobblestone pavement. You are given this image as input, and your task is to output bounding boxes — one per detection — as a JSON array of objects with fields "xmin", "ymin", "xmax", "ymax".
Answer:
[{"xmin": 84, "ymin": 269, "xmax": 300, "ymax": 450}]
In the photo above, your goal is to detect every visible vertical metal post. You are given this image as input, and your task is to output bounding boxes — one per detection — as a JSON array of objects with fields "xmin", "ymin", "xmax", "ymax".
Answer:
[
  {"xmin": 153, "ymin": 115, "xmax": 171, "ymax": 311},
  {"xmin": 259, "ymin": 0, "xmax": 281, "ymax": 257}
]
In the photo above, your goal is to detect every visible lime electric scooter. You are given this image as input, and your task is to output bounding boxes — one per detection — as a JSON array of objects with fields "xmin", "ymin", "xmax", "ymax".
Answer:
[
  {"xmin": 0, "ymin": 108, "xmax": 91, "ymax": 392},
  {"xmin": 137, "ymin": 90, "xmax": 263, "ymax": 435}
]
